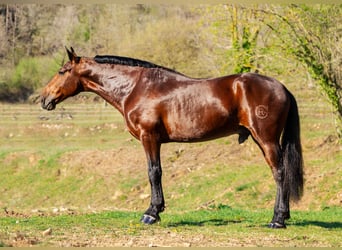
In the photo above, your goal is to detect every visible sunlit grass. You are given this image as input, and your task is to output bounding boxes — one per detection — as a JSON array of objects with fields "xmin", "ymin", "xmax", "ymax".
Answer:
[{"xmin": 0, "ymin": 207, "xmax": 341, "ymax": 247}]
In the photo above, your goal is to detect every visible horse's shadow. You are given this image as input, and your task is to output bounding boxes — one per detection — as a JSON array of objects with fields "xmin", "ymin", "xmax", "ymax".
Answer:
[
  {"xmin": 290, "ymin": 220, "xmax": 342, "ymax": 229},
  {"xmin": 166, "ymin": 219, "xmax": 342, "ymax": 229},
  {"xmin": 166, "ymin": 219, "xmax": 242, "ymax": 227}
]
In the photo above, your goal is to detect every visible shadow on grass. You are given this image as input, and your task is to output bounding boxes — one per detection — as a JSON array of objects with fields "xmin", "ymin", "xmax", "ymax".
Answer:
[
  {"xmin": 167, "ymin": 219, "xmax": 242, "ymax": 227},
  {"xmin": 291, "ymin": 221, "xmax": 342, "ymax": 229},
  {"xmin": 166, "ymin": 219, "xmax": 342, "ymax": 229}
]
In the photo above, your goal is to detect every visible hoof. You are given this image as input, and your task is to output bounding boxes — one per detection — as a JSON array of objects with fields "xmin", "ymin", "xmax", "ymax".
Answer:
[
  {"xmin": 140, "ymin": 214, "xmax": 159, "ymax": 225},
  {"xmin": 268, "ymin": 222, "xmax": 286, "ymax": 229}
]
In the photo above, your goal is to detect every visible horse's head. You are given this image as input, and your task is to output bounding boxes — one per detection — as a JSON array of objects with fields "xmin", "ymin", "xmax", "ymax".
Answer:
[{"xmin": 41, "ymin": 47, "xmax": 84, "ymax": 110}]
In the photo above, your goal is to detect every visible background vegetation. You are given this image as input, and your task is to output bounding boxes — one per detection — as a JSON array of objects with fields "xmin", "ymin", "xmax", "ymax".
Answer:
[
  {"xmin": 0, "ymin": 4, "xmax": 341, "ymax": 247},
  {"xmin": 0, "ymin": 4, "xmax": 341, "ymax": 137}
]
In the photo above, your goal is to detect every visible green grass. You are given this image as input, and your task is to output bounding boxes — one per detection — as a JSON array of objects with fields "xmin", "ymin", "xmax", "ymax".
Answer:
[{"xmin": 0, "ymin": 207, "xmax": 341, "ymax": 247}]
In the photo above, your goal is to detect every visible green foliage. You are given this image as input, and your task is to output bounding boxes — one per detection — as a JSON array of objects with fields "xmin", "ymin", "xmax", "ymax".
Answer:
[
  {"xmin": 265, "ymin": 4, "xmax": 342, "ymax": 137},
  {"xmin": 292, "ymin": 5, "xmax": 341, "ymax": 112},
  {"xmin": 232, "ymin": 27, "xmax": 259, "ymax": 73},
  {"xmin": 0, "ymin": 56, "xmax": 60, "ymax": 102},
  {"xmin": 11, "ymin": 58, "xmax": 39, "ymax": 89}
]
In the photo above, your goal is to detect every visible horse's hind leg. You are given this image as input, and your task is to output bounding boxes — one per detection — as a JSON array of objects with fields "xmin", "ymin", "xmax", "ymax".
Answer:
[
  {"xmin": 249, "ymin": 131, "xmax": 289, "ymax": 228},
  {"xmin": 262, "ymin": 142, "xmax": 290, "ymax": 228}
]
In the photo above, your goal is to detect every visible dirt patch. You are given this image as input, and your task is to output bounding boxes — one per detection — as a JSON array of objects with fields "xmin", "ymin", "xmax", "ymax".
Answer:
[
  {"xmin": 60, "ymin": 147, "xmax": 144, "ymax": 177},
  {"xmin": 51, "ymin": 230, "xmax": 243, "ymax": 247},
  {"xmin": 3, "ymin": 225, "xmax": 332, "ymax": 247}
]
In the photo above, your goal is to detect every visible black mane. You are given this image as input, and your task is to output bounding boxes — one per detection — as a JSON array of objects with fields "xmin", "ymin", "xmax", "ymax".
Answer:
[{"xmin": 94, "ymin": 55, "xmax": 179, "ymax": 74}]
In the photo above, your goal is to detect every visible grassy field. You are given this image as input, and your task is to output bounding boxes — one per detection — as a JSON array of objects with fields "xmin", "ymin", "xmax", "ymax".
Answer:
[
  {"xmin": 1, "ymin": 207, "xmax": 341, "ymax": 247},
  {"xmin": 0, "ymin": 78, "xmax": 341, "ymax": 246}
]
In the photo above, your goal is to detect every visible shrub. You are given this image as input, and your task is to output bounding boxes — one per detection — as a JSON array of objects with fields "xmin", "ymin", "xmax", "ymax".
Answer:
[{"xmin": 0, "ymin": 56, "xmax": 60, "ymax": 102}]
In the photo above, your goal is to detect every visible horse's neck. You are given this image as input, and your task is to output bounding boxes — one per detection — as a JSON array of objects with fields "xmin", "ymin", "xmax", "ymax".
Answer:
[{"xmin": 82, "ymin": 66, "xmax": 139, "ymax": 113}]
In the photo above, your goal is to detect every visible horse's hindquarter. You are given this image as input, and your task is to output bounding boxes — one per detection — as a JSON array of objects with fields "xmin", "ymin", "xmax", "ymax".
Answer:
[{"xmin": 233, "ymin": 73, "xmax": 290, "ymax": 141}]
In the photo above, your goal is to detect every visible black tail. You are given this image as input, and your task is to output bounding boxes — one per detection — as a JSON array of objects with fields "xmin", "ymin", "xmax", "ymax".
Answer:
[{"xmin": 282, "ymin": 90, "xmax": 304, "ymax": 202}]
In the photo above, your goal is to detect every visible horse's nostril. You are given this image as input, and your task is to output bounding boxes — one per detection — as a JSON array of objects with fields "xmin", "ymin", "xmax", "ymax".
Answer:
[{"xmin": 40, "ymin": 96, "xmax": 45, "ymax": 106}]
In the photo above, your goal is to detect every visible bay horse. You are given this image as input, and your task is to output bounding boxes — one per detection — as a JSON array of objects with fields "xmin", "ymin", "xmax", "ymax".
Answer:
[{"xmin": 41, "ymin": 47, "xmax": 303, "ymax": 228}]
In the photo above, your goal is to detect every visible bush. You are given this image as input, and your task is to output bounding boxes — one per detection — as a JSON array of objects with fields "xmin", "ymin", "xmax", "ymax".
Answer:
[{"xmin": 0, "ymin": 56, "xmax": 61, "ymax": 102}]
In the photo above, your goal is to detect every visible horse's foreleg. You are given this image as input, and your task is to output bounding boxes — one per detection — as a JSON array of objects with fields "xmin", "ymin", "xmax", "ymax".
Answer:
[{"xmin": 140, "ymin": 133, "xmax": 165, "ymax": 225}]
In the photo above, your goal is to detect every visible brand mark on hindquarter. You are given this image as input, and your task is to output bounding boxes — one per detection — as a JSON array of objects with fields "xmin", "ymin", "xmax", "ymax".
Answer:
[{"xmin": 255, "ymin": 105, "xmax": 268, "ymax": 119}]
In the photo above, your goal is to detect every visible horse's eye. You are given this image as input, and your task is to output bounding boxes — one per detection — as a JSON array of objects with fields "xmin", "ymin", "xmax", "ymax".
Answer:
[
  {"xmin": 58, "ymin": 63, "xmax": 72, "ymax": 75},
  {"xmin": 58, "ymin": 68, "xmax": 70, "ymax": 75}
]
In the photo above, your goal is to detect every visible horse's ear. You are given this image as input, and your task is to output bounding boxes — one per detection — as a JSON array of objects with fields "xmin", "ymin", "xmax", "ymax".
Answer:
[
  {"xmin": 66, "ymin": 46, "xmax": 74, "ymax": 61},
  {"xmin": 65, "ymin": 46, "xmax": 80, "ymax": 63}
]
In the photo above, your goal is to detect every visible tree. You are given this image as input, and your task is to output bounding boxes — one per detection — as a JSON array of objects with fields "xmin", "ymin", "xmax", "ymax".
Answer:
[
  {"xmin": 196, "ymin": 4, "xmax": 273, "ymax": 75},
  {"xmin": 262, "ymin": 4, "xmax": 342, "ymax": 138},
  {"xmin": 229, "ymin": 5, "xmax": 261, "ymax": 73}
]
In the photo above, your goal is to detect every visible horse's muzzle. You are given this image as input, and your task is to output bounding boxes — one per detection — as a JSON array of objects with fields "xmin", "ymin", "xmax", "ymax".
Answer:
[{"xmin": 41, "ymin": 95, "xmax": 56, "ymax": 111}]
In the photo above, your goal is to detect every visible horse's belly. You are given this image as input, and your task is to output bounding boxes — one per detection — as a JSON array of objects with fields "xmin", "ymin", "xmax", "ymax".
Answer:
[
  {"xmin": 168, "ymin": 122, "xmax": 208, "ymax": 141},
  {"xmin": 165, "ymin": 112, "xmax": 233, "ymax": 142}
]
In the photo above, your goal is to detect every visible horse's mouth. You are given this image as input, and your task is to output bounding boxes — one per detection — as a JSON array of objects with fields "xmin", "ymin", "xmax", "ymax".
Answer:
[
  {"xmin": 45, "ymin": 101, "xmax": 56, "ymax": 111},
  {"xmin": 41, "ymin": 96, "xmax": 57, "ymax": 111}
]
